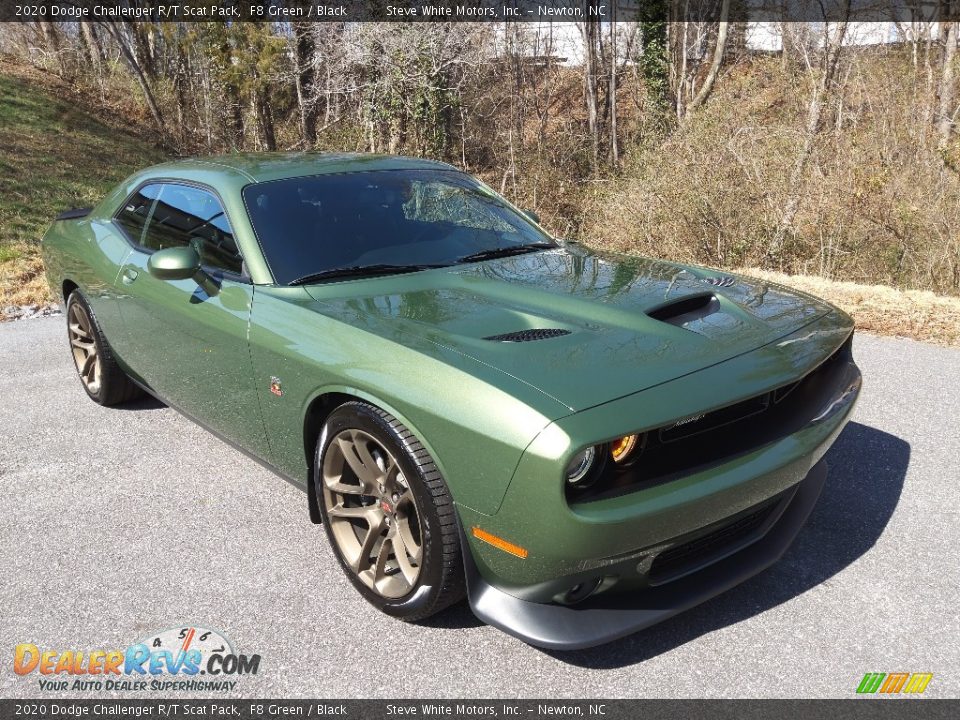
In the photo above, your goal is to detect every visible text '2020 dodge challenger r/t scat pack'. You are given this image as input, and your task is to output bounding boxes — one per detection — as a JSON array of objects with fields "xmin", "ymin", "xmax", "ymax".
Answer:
[{"xmin": 41, "ymin": 153, "xmax": 861, "ymax": 649}]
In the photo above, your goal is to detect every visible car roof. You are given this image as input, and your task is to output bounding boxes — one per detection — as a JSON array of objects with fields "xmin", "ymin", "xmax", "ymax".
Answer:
[{"xmin": 143, "ymin": 152, "xmax": 459, "ymax": 185}]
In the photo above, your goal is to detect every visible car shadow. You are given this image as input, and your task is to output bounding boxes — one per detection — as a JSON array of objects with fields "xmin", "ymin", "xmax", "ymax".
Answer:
[
  {"xmin": 429, "ymin": 422, "xmax": 910, "ymax": 658},
  {"xmin": 420, "ymin": 601, "xmax": 487, "ymax": 630},
  {"xmin": 116, "ymin": 394, "xmax": 166, "ymax": 411},
  {"xmin": 539, "ymin": 421, "xmax": 909, "ymax": 667}
]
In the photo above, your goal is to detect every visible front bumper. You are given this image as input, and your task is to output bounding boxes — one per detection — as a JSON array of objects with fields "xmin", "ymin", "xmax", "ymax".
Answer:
[
  {"xmin": 456, "ymin": 314, "xmax": 861, "ymax": 648},
  {"xmin": 463, "ymin": 458, "xmax": 828, "ymax": 650}
]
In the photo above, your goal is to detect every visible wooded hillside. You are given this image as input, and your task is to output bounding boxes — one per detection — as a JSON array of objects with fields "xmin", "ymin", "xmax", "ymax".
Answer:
[{"xmin": 1, "ymin": 16, "xmax": 958, "ymax": 297}]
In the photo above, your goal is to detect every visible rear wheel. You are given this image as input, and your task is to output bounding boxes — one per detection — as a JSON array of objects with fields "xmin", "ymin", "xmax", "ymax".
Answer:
[
  {"xmin": 316, "ymin": 401, "xmax": 465, "ymax": 621},
  {"xmin": 66, "ymin": 291, "xmax": 143, "ymax": 406}
]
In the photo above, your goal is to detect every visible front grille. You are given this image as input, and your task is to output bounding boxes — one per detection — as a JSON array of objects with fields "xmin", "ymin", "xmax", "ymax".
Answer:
[
  {"xmin": 773, "ymin": 379, "xmax": 802, "ymax": 404},
  {"xmin": 484, "ymin": 328, "xmax": 570, "ymax": 342},
  {"xmin": 659, "ymin": 393, "xmax": 770, "ymax": 443},
  {"xmin": 649, "ymin": 498, "xmax": 779, "ymax": 583},
  {"xmin": 567, "ymin": 334, "xmax": 853, "ymax": 504}
]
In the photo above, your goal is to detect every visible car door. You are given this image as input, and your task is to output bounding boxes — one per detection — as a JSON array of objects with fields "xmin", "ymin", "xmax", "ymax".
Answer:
[{"xmin": 113, "ymin": 181, "xmax": 269, "ymax": 457}]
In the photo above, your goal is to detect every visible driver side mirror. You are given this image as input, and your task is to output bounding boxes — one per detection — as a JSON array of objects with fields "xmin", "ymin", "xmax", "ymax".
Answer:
[
  {"xmin": 524, "ymin": 209, "xmax": 541, "ymax": 225},
  {"xmin": 147, "ymin": 246, "xmax": 219, "ymax": 296},
  {"xmin": 147, "ymin": 246, "xmax": 201, "ymax": 281}
]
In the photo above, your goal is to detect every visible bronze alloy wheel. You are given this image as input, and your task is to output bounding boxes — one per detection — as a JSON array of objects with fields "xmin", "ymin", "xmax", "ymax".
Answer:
[
  {"xmin": 68, "ymin": 301, "xmax": 101, "ymax": 395},
  {"xmin": 321, "ymin": 428, "xmax": 424, "ymax": 599}
]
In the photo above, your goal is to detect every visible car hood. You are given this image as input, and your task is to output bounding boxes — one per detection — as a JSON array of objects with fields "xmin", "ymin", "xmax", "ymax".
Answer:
[{"xmin": 304, "ymin": 247, "xmax": 832, "ymax": 412}]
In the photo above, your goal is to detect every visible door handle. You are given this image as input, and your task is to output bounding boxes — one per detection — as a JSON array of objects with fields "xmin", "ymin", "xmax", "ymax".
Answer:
[{"xmin": 122, "ymin": 268, "xmax": 139, "ymax": 285}]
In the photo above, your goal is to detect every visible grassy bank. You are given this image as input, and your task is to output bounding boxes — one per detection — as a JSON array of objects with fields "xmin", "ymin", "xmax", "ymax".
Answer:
[{"xmin": 0, "ymin": 62, "xmax": 167, "ymax": 309}]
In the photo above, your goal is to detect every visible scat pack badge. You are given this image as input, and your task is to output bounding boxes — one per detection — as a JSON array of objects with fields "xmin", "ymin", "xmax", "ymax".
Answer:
[
  {"xmin": 269, "ymin": 376, "xmax": 284, "ymax": 397},
  {"xmin": 13, "ymin": 626, "xmax": 261, "ymax": 692}
]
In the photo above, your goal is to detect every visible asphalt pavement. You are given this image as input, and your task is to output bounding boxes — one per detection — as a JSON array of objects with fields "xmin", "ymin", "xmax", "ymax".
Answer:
[{"xmin": 1, "ymin": 316, "xmax": 958, "ymax": 698}]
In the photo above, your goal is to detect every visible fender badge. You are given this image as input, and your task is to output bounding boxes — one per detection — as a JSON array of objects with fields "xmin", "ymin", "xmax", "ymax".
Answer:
[{"xmin": 269, "ymin": 376, "xmax": 283, "ymax": 397}]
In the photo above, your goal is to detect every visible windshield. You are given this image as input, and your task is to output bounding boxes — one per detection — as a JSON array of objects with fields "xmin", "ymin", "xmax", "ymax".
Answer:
[{"xmin": 242, "ymin": 169, "xmax": 554, "ymax": 285}]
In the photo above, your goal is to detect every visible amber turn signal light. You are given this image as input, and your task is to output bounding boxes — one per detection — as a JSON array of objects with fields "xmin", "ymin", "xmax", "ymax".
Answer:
[
  {"xmin": 472, "ymin": 527, "xmax": 529, "ymax": 559},
  {"xmin": 610, "ymin": 434, "xmax": 640, "ymax": 463}
]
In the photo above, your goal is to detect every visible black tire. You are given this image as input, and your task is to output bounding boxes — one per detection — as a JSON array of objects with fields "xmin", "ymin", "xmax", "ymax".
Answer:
[
  {"xmin": 315, "ymin": 401, "xmax": 465, "ymax": 621},
  {"xmin": 65, "ymin": 290, "xmax": 143, "ymax": 406}
]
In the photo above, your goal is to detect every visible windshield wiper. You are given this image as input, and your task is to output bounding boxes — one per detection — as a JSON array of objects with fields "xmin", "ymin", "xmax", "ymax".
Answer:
[
  {"xmin": 288, "ymin": 263, "xmax": 449, "ymax": 286},
  {"xmin": 456, "ymin": 242, "xmax": 557, "ymax": 265}
]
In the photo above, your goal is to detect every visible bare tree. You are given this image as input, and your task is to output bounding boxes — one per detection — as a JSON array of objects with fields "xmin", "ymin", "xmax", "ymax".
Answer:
[
  {"xmin": 609, "ymin": 11, "xmax": 619, "ymax": 167},
  {"xmin": 292, "ymin": 21, "xmax": 318, "ymax": 148},
  {"xmin": 937, "ymin": 19, "xmax": 959, "ymax": 148},
  {"xmin": 101, "ymin": 21, "xmax": 166, "ymax": 137},
  {"xmin": 768, "ymin": 19, "xmax": 850, "ymax": 263},
  {"xmin": 36, "ymin": 4, "xmax": 63, "ymax": 76},
  {"xmin": 686, "ymin": 0, "xmax": 730, "ymax": 113},
  {"xmin": 79, "ymin": 23, "xmax": 104, "ymax": 75},
  {"xmin": 580, "ymin": 18, "xmax": 601, "ymax": 173}
]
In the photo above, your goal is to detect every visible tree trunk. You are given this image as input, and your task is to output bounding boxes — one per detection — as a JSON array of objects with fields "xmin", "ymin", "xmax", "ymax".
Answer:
[
  {"xmin": 36, "ymin": 18, "xmax": 62, "ymax": 73},
  {"xmin": 79, "ymin": 22, "xmax": 104, "ymax": 72},
  {"xmin": 534, "ymin": 24, "xmax": 555, "ymax": 149},
  {"xmin": 672, "ymin": 21, "xmax": 688, "ymax": 119},
  {"xmin": 173, "ymin": 44, "xmax": 189, "ymax": 149},
  {"xmin": 102, "ymin": 22, "xmax": 166, "ymax": 137},
  {"xmin": 609, "ymin": 11, "xmax": 619, "ymax": 167},
  {"xmin": 127, "ymin": 21, "xmax": 155, "ymax": 78},
  {"xmin": 768, "ymin": 20, "xmax": 849, "ymax": 264},
  {"xmin": 687, "ymin": 0, "xmax": 731, "ymax": 113},
  {"xmin": 293, "ymin": 22, "xmax": 318, "ymax": 147},
  {"xmin": 937, "ymin": 19, "xmax": 958, "ymax": 148},
  {"xmin": 580, "ymin": 18, "xmax": 600, "ymax": 173},
  {"xmin": 253, "ymin": 89, "xmax": 277, "ymax": 151},
  {"xmin": 325, "ymin": 63, "xmax": 333, "ymax": 125}
]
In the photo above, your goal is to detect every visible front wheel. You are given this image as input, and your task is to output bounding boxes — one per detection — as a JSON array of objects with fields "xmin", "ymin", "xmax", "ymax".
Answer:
[{"xmin": 316, "ymin": 401, "xmax": 465, "ymax": 621}]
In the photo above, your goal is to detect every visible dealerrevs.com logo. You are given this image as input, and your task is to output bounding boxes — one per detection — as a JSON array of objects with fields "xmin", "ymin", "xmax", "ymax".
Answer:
[{"xmin": 14, "ymin": 626, "xmax": 261, "ymax": 692}]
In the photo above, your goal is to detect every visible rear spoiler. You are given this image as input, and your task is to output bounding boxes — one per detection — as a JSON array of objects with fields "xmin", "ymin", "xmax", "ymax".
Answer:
[{"xmin": 55, "ymin": 207, "xmax": 92, "ymax": 221}]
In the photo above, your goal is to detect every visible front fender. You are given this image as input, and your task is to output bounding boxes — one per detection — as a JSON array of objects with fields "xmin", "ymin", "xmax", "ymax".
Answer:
[{"xmin": 248, "ymin": 286, "xmax": 568, "ymax": 515}]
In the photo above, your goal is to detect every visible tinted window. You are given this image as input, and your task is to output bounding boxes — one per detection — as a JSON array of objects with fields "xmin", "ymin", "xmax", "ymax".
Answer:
[
  {"xmin": 117, "ymin": 183, "xmax": 243, "ymax": 275},
  {"xmin": 243, "ymin": 169, "xmax": 551, "ymax": 285},
  {"xmin": 143, "ymin": 184, "xmax": 243, "ymax": 275},
  {"xmin": 114, "ymin": 184, "xmax": 161, "ymax": 246}
]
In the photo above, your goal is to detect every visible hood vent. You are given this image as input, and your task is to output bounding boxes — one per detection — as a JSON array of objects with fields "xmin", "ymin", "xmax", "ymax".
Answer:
[
  {"xmin": 484, "ymin": 328, "xmax": 571, "ymax": 343},
  {"xmin": 647, "ymin": 293, "xmax": 720, "ymax": 327}
]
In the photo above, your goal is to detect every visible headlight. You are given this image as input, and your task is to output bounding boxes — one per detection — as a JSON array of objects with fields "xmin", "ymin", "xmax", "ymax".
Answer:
[{"xmin": 565, "ymin": 446, "xmax": 597, "ymax": 485}]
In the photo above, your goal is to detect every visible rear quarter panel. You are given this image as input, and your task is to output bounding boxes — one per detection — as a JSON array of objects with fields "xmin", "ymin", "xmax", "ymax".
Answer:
[{"xmin": 41, "ymin": 214, "xmax": 131, "ymax": 343}]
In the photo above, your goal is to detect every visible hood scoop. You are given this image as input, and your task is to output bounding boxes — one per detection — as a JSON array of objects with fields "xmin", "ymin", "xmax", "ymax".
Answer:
[
  {"xmin": 647, "ymin": 293, "xmax": 721, "ymax": 328},
  {"xmin": 484, "ymin": 328, "xmax": 571, "ymax": 343}
]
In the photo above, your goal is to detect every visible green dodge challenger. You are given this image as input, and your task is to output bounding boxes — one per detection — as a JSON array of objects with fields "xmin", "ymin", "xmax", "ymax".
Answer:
[{"xmin": 41, "ymin": 153, "xmax": 861, "ymax": 649}]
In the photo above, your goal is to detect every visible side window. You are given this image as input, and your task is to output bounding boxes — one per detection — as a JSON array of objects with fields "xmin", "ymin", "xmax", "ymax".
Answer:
[
  {"xmin": 114, "ymin": 184, "xmax": 162, "ymax": 246},
  {"xmin": 136, "ymin": 184, "xmax": 243, "ymax": 275}
]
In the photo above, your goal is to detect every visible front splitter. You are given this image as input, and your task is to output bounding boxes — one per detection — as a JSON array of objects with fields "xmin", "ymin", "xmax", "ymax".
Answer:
[{"xmin": 462, "ymin": 459, "xmax": 828, "ymax": 650}]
